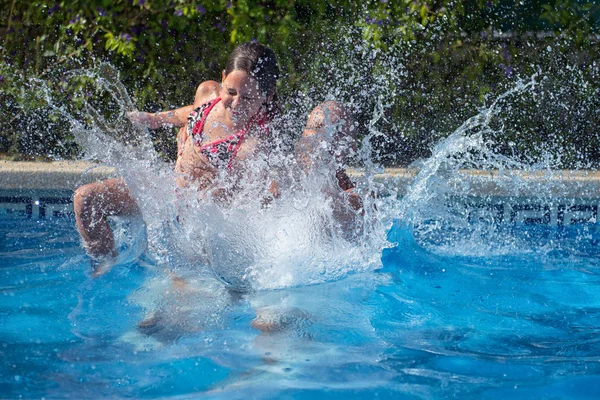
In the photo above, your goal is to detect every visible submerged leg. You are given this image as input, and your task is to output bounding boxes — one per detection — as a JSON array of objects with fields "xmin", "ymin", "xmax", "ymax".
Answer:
[{"xmin": 73, "ymin": 177, "xmax": 140, "ymax": 262}]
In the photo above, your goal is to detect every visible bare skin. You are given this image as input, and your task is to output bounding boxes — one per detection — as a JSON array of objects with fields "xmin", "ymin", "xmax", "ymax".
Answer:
[
  {"xmin": 74, "ymin": 71, "xmax": 268, "ymax": 262},
  {"xmin": 73, "ymin": 177, "xmax": 140, "ymax": 260},
  {"xmin": 74, "ymin": 73, "xmax": 362, "ymax": 271},
  {"xmin": 296, "ymin": 100, "xmax": 364, "ymax": 220}
]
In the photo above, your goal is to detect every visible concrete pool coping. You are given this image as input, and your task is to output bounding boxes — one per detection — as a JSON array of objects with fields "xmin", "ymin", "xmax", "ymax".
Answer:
[
  {"xmin": 0, "ymin": 160, "xmax": 117, "ymax": 191},
  {"xmin": 3, "ymin": 161, "xmax": 600, "ymax": 225},
  {"xmin": 3, "ymin": 160, "xmax": 600, "ymax": 197}
]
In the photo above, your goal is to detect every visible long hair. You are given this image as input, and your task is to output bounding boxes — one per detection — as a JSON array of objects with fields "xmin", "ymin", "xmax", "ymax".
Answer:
[{"xmin": 224, "ymin": 42, "xmax": 280, "ymax": 120}]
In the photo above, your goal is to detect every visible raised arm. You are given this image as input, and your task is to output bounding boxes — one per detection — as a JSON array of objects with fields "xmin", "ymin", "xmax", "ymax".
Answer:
[
  {"xmin": 128, "ymin": 81, "xmax": 221, "ymax": 129},
  {"xmin": 127, "ymin": 106, "xmax": 194, "ymax": 129}
]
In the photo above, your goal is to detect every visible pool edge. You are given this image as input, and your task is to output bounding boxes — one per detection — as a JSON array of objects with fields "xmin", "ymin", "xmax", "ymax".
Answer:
[{"xmin": 3, "ymin": 161, "xmax": 600, "ymax": 197}]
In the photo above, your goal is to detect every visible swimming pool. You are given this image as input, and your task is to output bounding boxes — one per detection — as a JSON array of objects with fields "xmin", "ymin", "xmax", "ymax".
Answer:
[{"xmin": 2, "ymin": 188, "xmax": 600, "ymax": 399}]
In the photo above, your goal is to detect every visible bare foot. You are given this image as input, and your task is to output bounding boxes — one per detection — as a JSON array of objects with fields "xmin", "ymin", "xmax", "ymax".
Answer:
[
  {"xmin": 251, "ymin": 307, "xmax": 312, "ymax": 334},
  {"xmin": 90, "ymin": 250, "xmax": 118, "ymax": 278}
]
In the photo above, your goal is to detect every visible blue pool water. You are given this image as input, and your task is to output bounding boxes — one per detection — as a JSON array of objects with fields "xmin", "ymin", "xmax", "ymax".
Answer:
[{"xmin": 2, "ymin": 210, "xmax": 600, "ymax": 399}]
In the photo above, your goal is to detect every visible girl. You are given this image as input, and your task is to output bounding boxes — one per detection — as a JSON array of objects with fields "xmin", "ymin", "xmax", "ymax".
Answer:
[{"xmin": 74, "ymin": 42, "xmax": 362, "ymax": 275}]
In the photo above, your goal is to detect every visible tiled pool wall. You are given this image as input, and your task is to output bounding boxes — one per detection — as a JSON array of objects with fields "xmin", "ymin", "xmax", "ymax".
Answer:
[
  {"xmin": 0, "ymin": 189, "xmax": 74, "ymax": 218},
  {"xmin": 448, "ymin": 196, "xmax": 600, "ymax": 226},
  {"xmin": 2, "ymin": 162, "xmax": 600, "ymax": 227}
]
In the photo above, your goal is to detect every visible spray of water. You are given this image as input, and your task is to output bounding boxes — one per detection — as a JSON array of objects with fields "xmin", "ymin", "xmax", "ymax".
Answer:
[
  {"xmin": 18, "ymin": 31, "xmax": 599, "ymax": 291},
  {"xmin": 53, "ymin": 61, "xmax": 392, "ymax": 292},
  {"xmin": 395, "ymin": 72, "xmax": 600, "ymax": 257}
]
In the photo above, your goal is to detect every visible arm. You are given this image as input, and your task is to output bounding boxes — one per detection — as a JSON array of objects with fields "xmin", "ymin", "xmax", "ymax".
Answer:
[
  {"xmin": 128, "ymin": 106, "xmax": 194, "ymax": 129},
  {"xmin": 128, "ymin": 80, "xmax": 221, "ymax": 129},
  {"xmin": 324, "ymin": 174, "xmax": 365, "ymax": 236},
  {"xmin": 299, "ymin": 101, "xmax": 364, "ymax": 226},
  {"xmin": 335, "ymin": 169, "xmax": 363, "ymax": 213}
]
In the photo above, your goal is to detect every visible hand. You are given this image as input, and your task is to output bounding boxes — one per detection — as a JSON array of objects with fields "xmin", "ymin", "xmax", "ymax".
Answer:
[
  {"xmin": 126, "ymin": 111, "xmax": 159, "ymax": 129},
  {"xmin": 210, "ymin": 187, "xmax": 231, "ymax": 205},
  {"xmin": 268, "ymin": 180, "xmax": 280, "ymax": 199}
]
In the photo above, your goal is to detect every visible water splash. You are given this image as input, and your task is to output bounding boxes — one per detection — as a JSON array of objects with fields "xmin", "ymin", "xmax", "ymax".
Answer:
[
  {"xmin": 61, "ymin": 63, "xmax": 389, "ymax": 291},
  {"xmin": 24, "ymin": 47, "xmax": 599, "ymax": 289},
  {"xmin": 394, "ymin": 73, "xmax": 600, "ymax": 257}
]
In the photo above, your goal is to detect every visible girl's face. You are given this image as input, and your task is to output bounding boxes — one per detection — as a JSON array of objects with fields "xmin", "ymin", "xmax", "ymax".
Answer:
[{"xmin": 221, "ymin": 70, "xmax": 265, "ymax": 128}]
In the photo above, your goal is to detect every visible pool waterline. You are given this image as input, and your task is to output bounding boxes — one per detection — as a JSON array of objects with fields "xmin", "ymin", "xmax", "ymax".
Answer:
[{"xmin": 3, "ymin": 161, "xmax": 600, "ymax": 225}]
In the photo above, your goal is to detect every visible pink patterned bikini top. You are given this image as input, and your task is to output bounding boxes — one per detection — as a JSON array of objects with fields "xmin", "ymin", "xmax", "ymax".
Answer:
[{"xmin": 186, "ymin": 98, "xmax": 268, "ymax": 170}]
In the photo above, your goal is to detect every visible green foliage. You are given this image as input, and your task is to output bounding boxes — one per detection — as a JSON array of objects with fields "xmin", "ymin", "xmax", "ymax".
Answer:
[{"xmin": 0, "ymin": 0, "xmax": 598, "ymax": 167}]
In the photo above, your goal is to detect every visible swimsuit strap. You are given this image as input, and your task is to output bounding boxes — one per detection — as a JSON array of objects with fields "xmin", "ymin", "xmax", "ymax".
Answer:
[
  {"xmin": 190, "ymin": 97, "xmax": 221, "ymax": 140},
  {"xmin": 227, "ymin": 107, "xmax": 267, "ymax": 169},
  {"xmin": 190, "ymin": 97, "xmax": 271, "ymax": 169}
]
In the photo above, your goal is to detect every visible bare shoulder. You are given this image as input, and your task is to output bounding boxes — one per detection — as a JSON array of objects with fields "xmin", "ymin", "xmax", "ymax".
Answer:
[{"xmin": 193, "ymin": 80, "xmax": 221, "ymax": 107}]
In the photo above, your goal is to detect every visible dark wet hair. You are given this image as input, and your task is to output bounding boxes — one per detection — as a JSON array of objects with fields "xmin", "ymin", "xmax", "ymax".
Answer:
[{"xmin": 224, "ymin": 42, "xmax": 280, "ymax": 99}]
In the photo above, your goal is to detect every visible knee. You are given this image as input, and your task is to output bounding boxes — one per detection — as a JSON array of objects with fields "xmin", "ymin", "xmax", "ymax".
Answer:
[
  {"xmin": 306, "ymin": 101, "xmax": 348, "ymax": 132},
  {"xmin": 74, "ymin": 184, "xmax": 89, "ymax": 211},
  {"xmin": 73, "ymin": 183, "xmax": 101, "ymax": 218},
  {"xmin": 320, "ymin": 100, "xmax": 347, "ymax": 121},
  {"xmin": 305, "ymin": 101, "xmax": 356, "ymax": 165}
]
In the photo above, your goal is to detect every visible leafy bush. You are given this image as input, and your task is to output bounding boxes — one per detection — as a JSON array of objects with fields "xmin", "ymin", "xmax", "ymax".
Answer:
[{"xmin": 0, "ymin": 0, "xmax": 598, "ymax": 167}]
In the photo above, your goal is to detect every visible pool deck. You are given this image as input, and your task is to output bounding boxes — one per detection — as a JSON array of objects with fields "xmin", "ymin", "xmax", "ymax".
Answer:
[
  {"xmin": 0, "ymin": 160, "xmax": 116, "ymax": 190},
  {"xmin": 363, "ymin": 167, "xmax": 600, "ymax": 198},
  {"xmin": 2, "ymin": 160, "xmax": 600, "ymax": 196}
]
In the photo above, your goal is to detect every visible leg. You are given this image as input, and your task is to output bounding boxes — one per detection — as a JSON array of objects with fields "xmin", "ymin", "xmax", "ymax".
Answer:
[
  {"xmin": 73, "ymin": 177, "xmax": 140, "ymax": 259},
  {"xmin": 297, "ymin": 100, "xmax": 356, "ymax": 171},
  {"xmin": 298, "ymin": 102, "xmax": 365, "ymax": 230}
]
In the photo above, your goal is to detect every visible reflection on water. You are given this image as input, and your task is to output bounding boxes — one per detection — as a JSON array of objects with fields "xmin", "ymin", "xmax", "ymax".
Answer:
[{"xmin": 2, "ymin": 215, "xmax": 600, "ymax": 398}]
